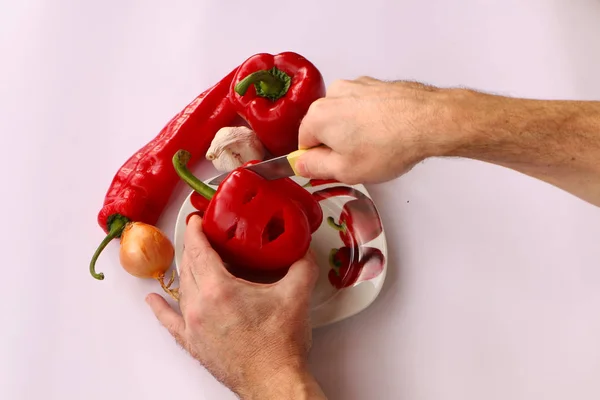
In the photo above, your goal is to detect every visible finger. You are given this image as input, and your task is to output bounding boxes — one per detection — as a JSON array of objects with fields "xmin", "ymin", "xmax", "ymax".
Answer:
[
  {"xmin": 298, "ymin": 100, "xmax": 327, "ymax": 150},
  {"xmin": 294, "ymin": 146, "xmax": 343, "ymax": 180},
  {"xmin": 298, "ymin": 126, "xmax": 322, "ymax": 150},
  {"xmin": 277, "ymin": 252, "xmax": 320, "ymax": 298},
  {"xmin": 146, "ymin": 293, "xmax": 186, "ymax": 345},
  {"xmin": 183, "ymin": 215, "xmax": 226, "ymax": 281},
  {"xmin": 184, "ymin": 215, "xmax": 214, "ymax": 253},
  {"xmin": 178, "ymin": 216, "xmax": 201, "ymax": 292}
]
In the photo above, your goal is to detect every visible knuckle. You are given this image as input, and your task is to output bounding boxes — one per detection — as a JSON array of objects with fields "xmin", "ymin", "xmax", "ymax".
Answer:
[
  {"xmin": 307, "ymin": 97, "xmax": 328, "ymax": 115},
  {"xmin": 201, "ymin": 282, "xmax": 232, "ymax": 304},
  {"xmin": 298, "ymin": 112, "xmax": 316, "ymax": 138},
  {"xmin": 183, "ymin": 308, "xmax": 203, "ymax": 328},
  {"xmin": 327, "ymin": 79, "xmax": 352, "ymax": 95}
]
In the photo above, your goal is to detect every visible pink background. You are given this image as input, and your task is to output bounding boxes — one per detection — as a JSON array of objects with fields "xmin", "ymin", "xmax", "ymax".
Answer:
[{"xmin": 2, "ymin": 1, "xmax": 600, "ymax": 399}]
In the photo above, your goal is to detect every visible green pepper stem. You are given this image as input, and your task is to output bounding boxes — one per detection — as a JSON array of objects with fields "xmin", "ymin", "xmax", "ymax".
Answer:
[
  {"xmin": 234, "ymin": 67, "xmax": 292, "ymax": 101},
  {"xmin": 327, "ymin": 216, "xmax": 346, "ymax": 233},
  {"xmin": 329, "ymin": 248, "xmax": 343, "ymax": 277},
  {"xmin": 172, "ymin": 150, "xmax": 217, "ymax": 200},
  {"xmin": 90, "ymin": 215, "xmax": 129, "ymax": 280}
]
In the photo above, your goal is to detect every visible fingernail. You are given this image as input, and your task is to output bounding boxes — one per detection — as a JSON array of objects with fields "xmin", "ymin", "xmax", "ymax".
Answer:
[{"xmin": 295, "ymin": 160, "xmax": 307, "ymax": 176}]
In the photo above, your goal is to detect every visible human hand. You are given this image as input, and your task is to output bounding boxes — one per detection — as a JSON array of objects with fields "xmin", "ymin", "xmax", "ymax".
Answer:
[
  {"xmin": 146, "ymin": 216, "xmax": 326, "ymax": 400},
  {"xmin": 296, "ymin": 77, "xmax": 461, "ymax": 184}
]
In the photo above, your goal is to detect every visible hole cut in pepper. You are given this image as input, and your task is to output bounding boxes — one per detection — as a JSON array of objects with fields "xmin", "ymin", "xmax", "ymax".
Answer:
[
  {"xmin": 242, "ymin": 189, "xmax": 258, "ymax": 205},
  {"xmin": 262, "ymin": 212, "xmax": 285, "ymax": 245},
  {"xmin": 226, "ymin": 221, "xmax": 238, "ymax": 241}
]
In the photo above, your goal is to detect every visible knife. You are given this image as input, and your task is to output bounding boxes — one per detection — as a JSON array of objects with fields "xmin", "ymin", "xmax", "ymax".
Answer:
[{"xmin": 206, "ymin": 148, "xmax": 310, "ymax": 186}]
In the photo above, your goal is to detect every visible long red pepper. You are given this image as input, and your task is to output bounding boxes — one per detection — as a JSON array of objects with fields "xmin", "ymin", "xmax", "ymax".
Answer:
[{"xmin": 90, "ymin": 67, "xmax": 239, "ymax": 280}]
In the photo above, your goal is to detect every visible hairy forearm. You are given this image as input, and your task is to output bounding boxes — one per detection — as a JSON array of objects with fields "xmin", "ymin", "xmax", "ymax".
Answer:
[
  {"xmin": 439, "ymin": 90, "xmax": 600, "ymax": 206},
  {"xmin": 237, "ymin": 365, "xmax": 327, "ymax": 400}
]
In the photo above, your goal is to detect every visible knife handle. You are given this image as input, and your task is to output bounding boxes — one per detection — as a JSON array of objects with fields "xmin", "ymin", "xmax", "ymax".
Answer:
[
  {"xmin": 286, "ymin": 149, "xmax": 308, "ymax": 175},
  {"xmin": 287, "ymin": 145, "xmax": 329, "ymax": 175}
]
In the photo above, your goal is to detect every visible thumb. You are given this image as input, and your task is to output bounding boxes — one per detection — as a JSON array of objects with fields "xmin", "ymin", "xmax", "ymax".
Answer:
[
  {"xmin": 295, "ymin": 146, "xmax": 341, "ymax": 180},
  {"xmin": 278, "ymin": 251, "xmax": 320, "ymax": 298},
  {"xmin": 146, "ymin": 293, "xmax": 186, "ymax": 344}
]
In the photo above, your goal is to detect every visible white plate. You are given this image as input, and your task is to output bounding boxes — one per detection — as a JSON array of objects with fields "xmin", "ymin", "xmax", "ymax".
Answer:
[{"xmin": 173, "ymin": 176, "xmax": 388, "ymax": 328}]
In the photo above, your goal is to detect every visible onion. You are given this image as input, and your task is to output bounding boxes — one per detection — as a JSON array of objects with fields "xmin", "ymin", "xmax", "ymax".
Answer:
[
  {"xmin": 119, "ymin": 222, "xmax": 173, "ymax": 277},
  {"xmin": 90, "ymin": 218, "xmax": 180, "ymax": 300},
  {"xmin": 119, "ymin": 222, "xmax": 179, "ymax": 301}
]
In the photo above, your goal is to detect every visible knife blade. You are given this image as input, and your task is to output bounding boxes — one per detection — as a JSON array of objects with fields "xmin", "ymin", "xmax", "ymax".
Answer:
[{"xmin": 207, "ymin": 148, "xmax": 308, "ymax": 185}]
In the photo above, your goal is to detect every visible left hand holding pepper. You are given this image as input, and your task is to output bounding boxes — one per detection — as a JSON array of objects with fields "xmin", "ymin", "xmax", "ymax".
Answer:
[{"xmin": 146, "ymin": 216, "xmax": 327, "ymax": 400}]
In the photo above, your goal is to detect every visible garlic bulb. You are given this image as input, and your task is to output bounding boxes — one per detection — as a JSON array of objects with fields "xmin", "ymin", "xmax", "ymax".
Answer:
[{"xmin": 206, "ymin": 126, "xmax": 266, "ymax": 172}]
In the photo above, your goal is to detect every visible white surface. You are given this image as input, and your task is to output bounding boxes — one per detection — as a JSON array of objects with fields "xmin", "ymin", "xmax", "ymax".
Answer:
[{"xmin": 2, "ymin": 1, "xmax": 600, "ymax": 399}]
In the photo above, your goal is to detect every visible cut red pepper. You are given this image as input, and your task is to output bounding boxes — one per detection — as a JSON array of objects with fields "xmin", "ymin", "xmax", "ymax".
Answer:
[
  {"xmin": 187, "ymin": 161, "xmax": 322, "ymax": 234},
  {"xmin": 190, "ymin": 192, "xmax": 210, "ymax": 216},
  {"xmin": 328, "ymin": 246, "xmax": 385, "ymax": 289},
  {"xmin": 186, "ymin": 191, "xmax": 210, "ymax": 224},
  {"xmin": 90, "ymin": 66, "xmax": 239, "ymax": 280},
  {"xmin": 312, "ymin": 187, "xmax": 383, "ymax": 247},
  {"xmin": 173, "ymin": 150, "xmax": 323, "ymax": 272},
  {"xmin": 229, "ymin": 52, "xmax": 326, "ymax": 156}
]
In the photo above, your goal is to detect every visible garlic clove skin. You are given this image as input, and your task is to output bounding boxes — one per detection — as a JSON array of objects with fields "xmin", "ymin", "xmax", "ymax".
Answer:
[{"xmin": 206, "ymin": 126, "xmax": 266, "ymax": 172}]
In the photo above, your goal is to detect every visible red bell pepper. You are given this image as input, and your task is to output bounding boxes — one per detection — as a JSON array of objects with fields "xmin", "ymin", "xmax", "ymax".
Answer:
[
  {"xmin": 190, "ymin": 192, "xmax": 210, "ymax": 216},
  {"xmin": 312, "ymin": 187, "xmax": 383, "ymax": 247},
  {"xmin": 90, "ymin": 66, "xmax": 239, "ymax": 280},
  {"xmin": 187, "ymin": 162, "xmax": 322, "ymax": 233},
  {"xmin": 229, "ymin": 52, "xmax": 326, "ymax": 156},
  {"xmin": 328, "ymin": 246, "xmax": 385, "ymax": 289},
  {"xmin": 173, "ymin": 150, "xmax": 323, "ymax": 272}
]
